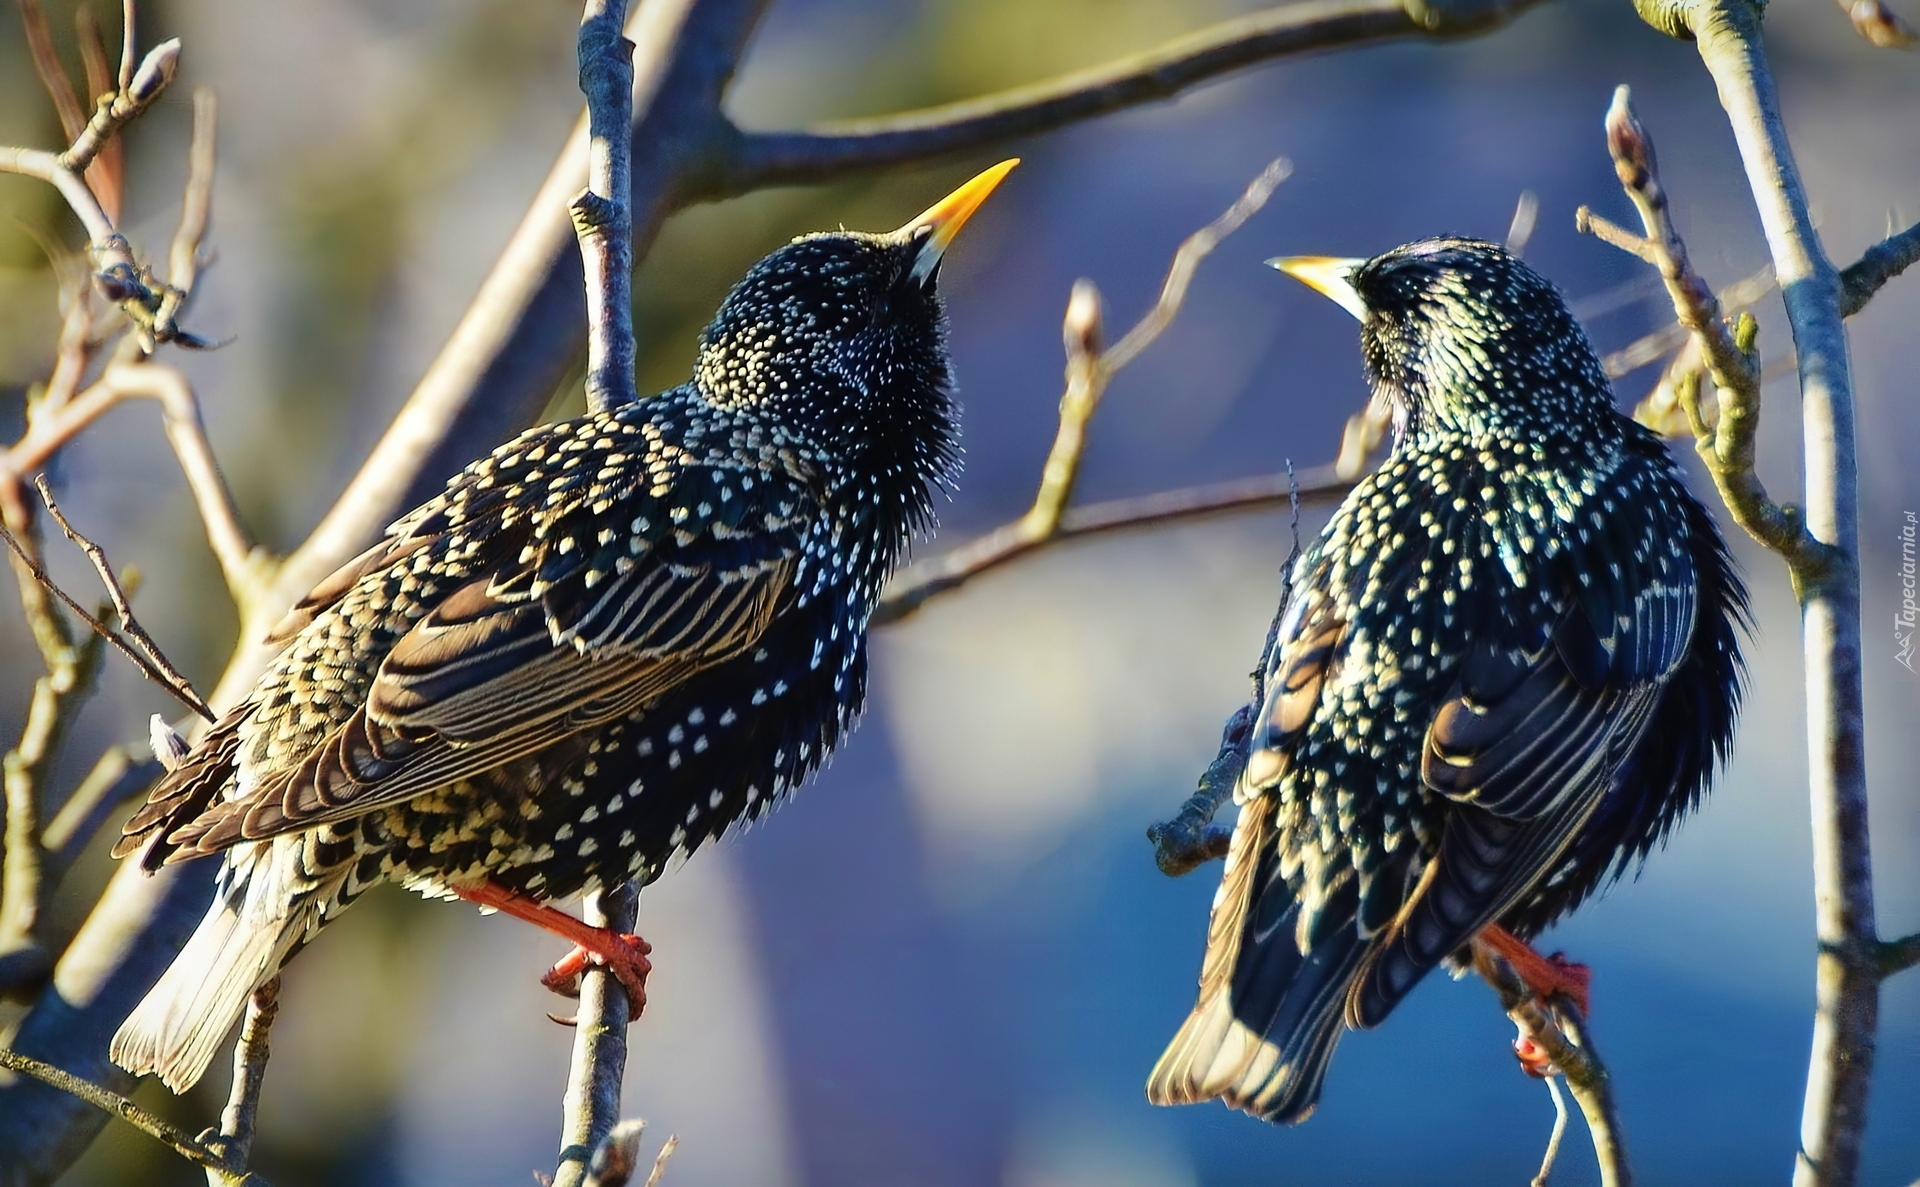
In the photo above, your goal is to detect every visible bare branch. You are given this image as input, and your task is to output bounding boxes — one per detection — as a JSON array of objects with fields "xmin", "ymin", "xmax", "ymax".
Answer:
[
  {"xmin": 552, "ymin": 883, "xmax": 640, "ymax": 1187},
  {"xmin": 1590, "ymin": 86, "xmax": 1829, "ymax": 580},
  {"xmin": 641, "ymin": 1137, "xmax": 678, "ymax": 1187},
  {"xmin": 198, "ymin": 979, "xmax": 279, "ymax": 1186},
  {"xmin": 41, "ymin": 745, "xmax": 161, "ymax": 873},
  {"xmin": 574, "ymin": 0, "xmax": 639, "ymax": 413},
  {"xmin": 60, "ymin": 38, "xmax": 180, "ymax": 175},
  {"xmin": 0, "ymin": 1049, "xmax": 259, "ymax": 1184},
  {"xmin": 582, "ymin": 1119, "xmax": 646, "ymax": 1187},
  {"xmin": 1472, "ymin": 944, "xmax": 1631, "ymax": 1187},
  {"xmin": 1533, "ymin": 1075, "xmax": 1570, "ymax": 1187},
  {"xmin": 1575, "ymin": 206, "xmax": 1660, "ymax": 266},
  {"xmin": 1601, "ymin": 265, "xmax": 1772, "ymax": 381},
  {"xmin": 1623, "ymin": 1, "xmax": 1880, "ymax": 1182},
  {"xmin": 1838, "ymin": 218, "xmax": 1920, "ymax": 316},
  {"xmin": 154, "ymin": 87, "xmax": 219, "ymax": 347},
  {"xmin": 1877, "ymin": 933, "xmax": 1920, "ymax": 977},
  {"xmin": 876, "ymin": 160, "xmax": 1291, "ymax": 624},
  {"xmin": 6, "ymin": 362, "xmax": 263, "ymax": 610},
  {"xmin": 1835, "ymin": 0, "xmax": 1917, "ymax": 45},
  {"xmin": 714, "ymin": 0, "xmax": 1546, "ymax": 192},
  {"xmin": 0, "ymin": 517, "xmax": 214, "ymax": 722},
  {"xmin": 877, "ymin": 464, "xmax": 1349, "ymax": 626},
  {"xmin": 34, "ymin": 476, "xmax": 217, "ymax": 720}
]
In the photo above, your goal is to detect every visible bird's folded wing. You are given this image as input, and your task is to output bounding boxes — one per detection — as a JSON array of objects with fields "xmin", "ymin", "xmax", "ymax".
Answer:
[
  {"xmin": 159, "ymin": 538, "xmax": 797, "ymax": 857},
  {"xmin": 1349, "ymin": 593, "xmax": 1674, "ymax": 1026}
]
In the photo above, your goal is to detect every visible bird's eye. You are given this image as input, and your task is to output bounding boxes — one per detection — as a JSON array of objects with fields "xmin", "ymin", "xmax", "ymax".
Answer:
[{"xmin": 870, "ymin": 294, "xmax": 894, "ymax": 326}]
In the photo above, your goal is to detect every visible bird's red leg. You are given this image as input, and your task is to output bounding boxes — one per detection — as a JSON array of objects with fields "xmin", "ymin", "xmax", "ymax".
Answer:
[
  {"xmin": 453, "ymin": 882, "xmax": 652, "ymax": 1021},
  {"xmin": 1475, "ymin": 924, "xmax": 1592, "ymax": 1079},
  {"xmin": 1476, "ymin": 924, "xmax": 1591, "ymax": 1016}
]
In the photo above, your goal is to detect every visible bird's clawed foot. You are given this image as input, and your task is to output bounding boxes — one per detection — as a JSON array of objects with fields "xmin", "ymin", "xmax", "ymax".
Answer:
[
  {"xmin": 1476, "ymin": 923, "xmax": 1592, "ymax": 1018},
  {"xmin": 451, "ymin": 881, "xmax": 653, "ymax": 1024},
  {"xmin": 541, "ymin": 931, "xmax": 652, "ymax": 1023},
  {"xmin": 1475, "ymin": 924, "xmax": 1593, "ymax": 1078}
]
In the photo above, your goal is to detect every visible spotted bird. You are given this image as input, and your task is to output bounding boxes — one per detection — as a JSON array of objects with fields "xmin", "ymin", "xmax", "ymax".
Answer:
[
  {"xmin": 109, "ymin": 161, "xmax": 1017, "ymax": 1093},
  {"xmin": 1147, "ymin": 237, "xmax": 1746, "ymax": 1123}
]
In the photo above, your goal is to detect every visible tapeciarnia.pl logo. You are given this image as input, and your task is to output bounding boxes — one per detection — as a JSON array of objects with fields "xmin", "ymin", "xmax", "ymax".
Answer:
[{"xmin": 1900, "ymin": 511, "xmax": 1918, "ymax": 673}]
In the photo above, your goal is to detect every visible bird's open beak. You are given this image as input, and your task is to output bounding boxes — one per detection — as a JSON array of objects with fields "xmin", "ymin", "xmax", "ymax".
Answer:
[
  {"xmin": 900, "ymin": 159, "xmax": 1019, "ymax": 285},
  {"xmin": 1269, "ymin": 256, "xmax": 1369, "ymax": 321}
]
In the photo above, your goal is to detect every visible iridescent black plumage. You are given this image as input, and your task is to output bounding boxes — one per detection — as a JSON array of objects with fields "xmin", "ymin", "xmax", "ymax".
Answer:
[
  {"xmin": 108, "ymin": 165, "xmax": 1013, "ymax": 1092},
  {"xmin": 1148, "ymin": 237, "xmax": 1746, "ymax": 1123}
]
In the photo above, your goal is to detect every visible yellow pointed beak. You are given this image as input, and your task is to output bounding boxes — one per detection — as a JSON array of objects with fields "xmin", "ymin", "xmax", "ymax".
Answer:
[
  {"xmin": 1269, "ymin": 256, "xmax": 1369, "ymax": 321},
  {"xmin": 900, "ymin": 159, "xmax": 1019, "ymax": 283}
]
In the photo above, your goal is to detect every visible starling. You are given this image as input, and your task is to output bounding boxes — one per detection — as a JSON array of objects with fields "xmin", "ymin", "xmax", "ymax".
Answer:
[
  {"xmin": 1146, "ymin": 237, "xmax": 1746, "ymax": 1123},
  {"xmin": 108, "ymin": 160, "xmax": 1017, "ymax": 1092}
]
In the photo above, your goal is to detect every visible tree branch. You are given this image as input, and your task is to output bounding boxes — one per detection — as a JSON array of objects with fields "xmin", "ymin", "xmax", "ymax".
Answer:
[
  {"xmin": 1838, "ymin": 218, "xmax": 1920, "ymax": 316},
  {"xmin": 197, "ymin": 978, "xmax": 279, "ymax": 1186},
  {"xmin": 552, "ymin": 884, "xmax": 640, "ymax": 1187},
  {"xmin": 713, "ymin": 0, "xmax": 1547, "ymax": 193},
  {"xmin": 1621, "ymin": 2, "xmax": 1880, "ymax": 1183},
  {"xmin": 1585, "ymin": 86, "xmax": 1831, "ymax": 583},
  {"xmin": 0, "ymin": 1049, "xmax": 262, "ymax": 1185},
  {"xmin": 574, "ymin": 0, "xmax": 639, "ymax": 414},
  {"xmin": 1472, "ymin": 944, "xmax": 1631, "ymax": 1187}
]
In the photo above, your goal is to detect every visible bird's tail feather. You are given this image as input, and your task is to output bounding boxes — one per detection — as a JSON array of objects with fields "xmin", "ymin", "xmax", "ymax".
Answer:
[
  {"xmin": 111, "ymin": 835, "xmax": 350, "ymax": 1092},
  {"xmin": 1147, "ymin": 895, "xmax": 1367, "ymax": 1123},
  {"xmin": 1147, "ymin": 792, "xmax": 1370, "ymax": 1124}
]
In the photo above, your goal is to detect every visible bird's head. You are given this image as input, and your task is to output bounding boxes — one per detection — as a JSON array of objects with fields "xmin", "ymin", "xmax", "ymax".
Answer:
[
  {"xmin": 693, "ymin": 161, "xmax": 1017, "ymax": 437},
  {"xmin": 1271, "ymin": 237, "xmax": 1614, "ymax": 440}
]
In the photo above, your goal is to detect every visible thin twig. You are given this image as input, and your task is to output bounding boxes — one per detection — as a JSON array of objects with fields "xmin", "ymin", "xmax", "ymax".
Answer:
[
  {"xmin": 1588, "ymin": 86, "xmax": 1827, "ymax": 582},
  {"xmin": 1878, "ymin": 933, "xmax": 1920, "ymax": 976},
  {"xmin": 572, "ymin": 0, "xmax": 638, "ymax": 413},
  {"xmin": 1574, "ymin": 207, "xmax": 1660, "ymax": 266},
  {"xmin": 1534, "ymin": 1075, "xmax": 1569, "ymax": 1187},
  {"xmin": 61, "ymin": 38, "xmax": 180, "ymax": 175},
  {"xmin": 198, "ymin": 978, "xmax": 279, "ymax": 1186},
  {"xmin": 0, "ymin": 1048, "xmax": 258, "ymax": 1184},
  {"xmin": 34, "ymin": 476, "xmax": 217, "ymax": 720},
  {"xmin": 641, "ymin": 1136, "xmax": 678, "ymax": 1187},
  {"xmin": 1838, "ymin": 218, "xmax": 1920, "ymax": 316},
  {"xmin": 876, "ymin": 464, "xmax": 1350, "ymax": 626},
  {"xmin": 1472, "ymin": 944, "xmax": 1631, "ymax": 1187},
  {"xmin": 154, "ymin": 87, "xmax": 218, "ymax": 346},
  {"xmin": 0, "ymin": 519, "xmax": 214, "ymax": 722},
  {"xmin": 5, "ymin": 362, "xmax": 263, "ymax": 609},
  {"xmin": 875, "ymin": 160, "xmax": 1291, "ymax": 624},
  {"xmin": 41, "ymin": 745, "xmax": 161, "ymax": 873}
]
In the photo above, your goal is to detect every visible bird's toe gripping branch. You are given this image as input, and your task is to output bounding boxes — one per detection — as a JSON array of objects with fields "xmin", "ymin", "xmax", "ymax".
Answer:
[
  {"xmin": 541, "ymin": 933, "xmax": 654, "ymax": 1022},
  {"xmin": 1476, "ymin": 924, "xmax": 1593, "ymax": 1077},
  {"xmin": 453, "ymin": 882, "xmax": 653, "ymax": 1022}
]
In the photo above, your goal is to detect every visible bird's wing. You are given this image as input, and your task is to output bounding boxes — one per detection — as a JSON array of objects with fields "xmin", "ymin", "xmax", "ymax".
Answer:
[
  {"xmin": 150, "ymin": 461, "xmax": 813, "ymax": 859},
  {"xmin": 1349, "ymin": 528, "xmax": 1698, "ymax": 1026}
]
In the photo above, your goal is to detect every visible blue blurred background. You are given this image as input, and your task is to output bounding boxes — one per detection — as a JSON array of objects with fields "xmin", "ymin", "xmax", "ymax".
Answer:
[{"xmin": 3, "ymin": 0, "xmax": 1919, "ymax": 1183}]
